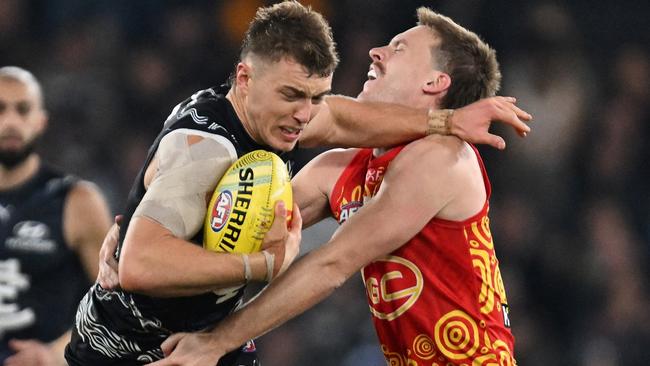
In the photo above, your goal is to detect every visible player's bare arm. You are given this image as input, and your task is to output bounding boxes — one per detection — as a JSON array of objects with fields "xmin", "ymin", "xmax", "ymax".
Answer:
[
  {"xmin": 299, "ymin": 95, "xmax": 531, "ymax": 149},
  {"xmin": 292, "ymin": 148, "xmax": 359, "ymax": 228},
  {"xmin": 118, "ymin": 131, "xmax": 297, "ymax": 297},
  {"xmin": 64, "ymin": 181, "xmax": 113, "ymax": 280},
  {"xmin": 96, "ymin": 149, "xmax": 348, "ymax": 292},
  {"xmin": 149, "ymin": 135, "xmax": 482, "ymax": 365}
]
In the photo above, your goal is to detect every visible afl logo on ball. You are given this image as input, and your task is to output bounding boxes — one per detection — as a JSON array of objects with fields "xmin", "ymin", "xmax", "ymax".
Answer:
[{"xmin": 210, "ymin": 190, "xmax": 233, "ymax": 232}]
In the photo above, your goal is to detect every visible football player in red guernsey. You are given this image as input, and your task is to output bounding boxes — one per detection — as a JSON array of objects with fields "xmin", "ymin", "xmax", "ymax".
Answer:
[{"xmin": 152, "ymin": 7, "xmax": 519, "ymax": 366}]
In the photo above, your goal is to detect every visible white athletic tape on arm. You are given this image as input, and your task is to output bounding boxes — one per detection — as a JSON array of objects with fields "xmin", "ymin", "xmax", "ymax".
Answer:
[
  {"xmin": 133, "ymin": 129, "xmax": 237, "ymax": 239},
  {"xmin": 242, "ymin": 254, "xmax": 252, "ymax": 282},
  {"xmin": 262, "ymin": 250, "xmax": 275, "ymax": 282}
]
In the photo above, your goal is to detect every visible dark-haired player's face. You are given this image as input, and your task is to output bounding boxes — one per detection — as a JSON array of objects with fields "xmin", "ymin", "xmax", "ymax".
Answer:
[
  {"xmin": 241, "ymin": 58, "xmax": 331, "ymax": 151},
  {"xmin": 0, "ymin": 79, "xmax": 46, "ymax": 168}
]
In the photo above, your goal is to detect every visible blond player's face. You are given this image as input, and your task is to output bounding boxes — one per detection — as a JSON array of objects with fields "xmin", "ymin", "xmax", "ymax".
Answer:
[
  {"xmin": 359, "ymin": 25, "xmax": 440, "ymax": 107},
  {"xmin": 242, "ymin": 58, "xmax": 332, "ymax": 152},
  {"xmin": 0, "ymin": 79, "xmax": 46, "ymax": 157}
]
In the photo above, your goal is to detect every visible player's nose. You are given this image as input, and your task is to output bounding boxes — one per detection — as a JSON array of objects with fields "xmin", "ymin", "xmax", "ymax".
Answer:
[
  {"xmin": 369, "ymin": 46, "xmax": 386, "ymax": 62},
  {"xmin": 293, "ymin": 100, "xmax": 312, "ymax": 125}
]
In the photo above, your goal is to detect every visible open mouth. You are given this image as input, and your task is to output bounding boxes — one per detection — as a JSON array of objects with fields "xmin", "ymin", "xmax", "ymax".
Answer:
[
  {"xmin": 367, "ymin": 68, "xmax": 377, "ymax": 80},
  {"xmin": 279, "ymin": 126, "xmax": 302, "ymax": 140}
]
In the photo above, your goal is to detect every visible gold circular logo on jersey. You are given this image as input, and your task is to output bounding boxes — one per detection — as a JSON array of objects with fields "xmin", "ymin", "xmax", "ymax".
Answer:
[
  {"xmin": 434, "ymin": 310, "xmax": 479, "ymax": 360},
  {"xmin": 363, "ymin": 255, "xmax": 423, "ymax": 321},
  {"xmin": 413, "ymin": 334, "xmax": 436, "ymax": 360}
]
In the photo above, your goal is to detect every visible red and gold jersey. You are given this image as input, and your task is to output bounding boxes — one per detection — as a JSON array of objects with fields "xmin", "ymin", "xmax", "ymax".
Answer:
[{"xmin": 329, "ymin": 146, "xmax": 516, "ymax": 366}]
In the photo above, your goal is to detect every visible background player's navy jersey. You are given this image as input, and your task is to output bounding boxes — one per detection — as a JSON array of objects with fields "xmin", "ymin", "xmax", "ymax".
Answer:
[
  {"xmin": 0, "ymin": 165, "xmax": 87, "ymax": 361},
  {"xmin": 66, "ymin": 85, "xmax": 294, "ymax": 364}
]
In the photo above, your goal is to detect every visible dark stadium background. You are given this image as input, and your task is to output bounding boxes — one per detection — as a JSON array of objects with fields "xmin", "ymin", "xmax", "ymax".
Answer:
[{"xmin": 1, "ymin": 0, "xmax": 648, "ymax": 364}]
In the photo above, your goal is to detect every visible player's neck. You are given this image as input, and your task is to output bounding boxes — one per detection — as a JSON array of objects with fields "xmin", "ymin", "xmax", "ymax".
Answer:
[
  {"xmin": 226, "ymin": 87, "xmax": 259, "ymax": 144},
  {"xmin": 0, "ymin": 154, "xmax": 40, "ymax": 191}
]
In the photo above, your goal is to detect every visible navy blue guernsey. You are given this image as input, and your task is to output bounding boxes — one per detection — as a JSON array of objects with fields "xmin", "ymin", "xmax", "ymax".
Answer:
[
  {"xmin": 0, "ymin": 165, "xmax": 87, "ymax": 361},
  {"xmin": 66, "ymin": 85, "xmax": 294, "ymax": 364}
]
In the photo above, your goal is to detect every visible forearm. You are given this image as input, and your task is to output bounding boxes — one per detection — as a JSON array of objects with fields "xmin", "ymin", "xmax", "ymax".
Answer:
[
  {"xmin": 302, "ymin": 95, "xmax": 533, "ymax": 150},
  {"xmin": 301, "ymin": 95, "xmax": 430, "ymax": 148},
  {"xmin": 210, "ymin": 245, "xmax": 349, "ymax": 353},
  {"xmin": 119, "ymin": 220, "xmax": 269, "ymax": 297},
  {"xmin": 50, "ymin": 331, "xmax": 71, "ymax": 366},
  {"xmin": 208, "ymin": 193, "xmax": 411, "ymax": 352}
]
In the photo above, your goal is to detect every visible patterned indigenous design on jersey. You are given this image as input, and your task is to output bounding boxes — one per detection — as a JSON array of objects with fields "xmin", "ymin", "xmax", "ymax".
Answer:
[
  {"xmin": 65, "ymin": 85, "xmax": 293, "ymax": 365},
  {"xmin": 329, "ymin": 146, "xmax": 516, "ymax": 366},
  {"xmin": 0, "ymin": 165, "xmax": 88, "ymax": 362}
]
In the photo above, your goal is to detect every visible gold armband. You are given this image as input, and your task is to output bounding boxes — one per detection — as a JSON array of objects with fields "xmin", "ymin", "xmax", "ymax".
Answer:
[{"xmin": 426, "ymin": 108, "xmax": 454, "ymax": 136}]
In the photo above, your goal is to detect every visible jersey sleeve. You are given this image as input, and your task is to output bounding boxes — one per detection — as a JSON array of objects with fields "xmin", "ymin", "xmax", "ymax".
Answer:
[{"xmin": 163, "ymin": 88, "xmax": 237, "ymax": 143}]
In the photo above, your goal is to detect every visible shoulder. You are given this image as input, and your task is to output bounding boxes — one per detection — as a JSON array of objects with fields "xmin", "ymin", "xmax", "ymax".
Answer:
[
  {"xmin": 389, "ymin": 136, "xmax": 486, "ymax": 221},
  {"xmin": 158, "ymin": 128, "xmax": 239, "ymax": 164},
  {"xmin": 310, "ymin": 148, "xmax": 362, "ymax": 167},
  {"xmin": 294, "ymin": 148, "xmax": 363, "ymax": 194},
  {"xmin": 388, "ymin": 136, "xmax": 481, "ymax": 195},
  {"xmin": 392, "ymin": 135, "xmax": 467, "ymax": 171},
  {"xmin": 67, "ymin": 180, "xmax": 104, "ymax": 199},
  {"xmin": 298, "ymin": 148, "xmax": 364, "ymax": 179},
  {"xmin": 64, "ymin": 181, "xmax": 110, "ymax": 220},
  {"xmin": 164, "ymin": 88, "xmax": 236, "ymax": 134}
]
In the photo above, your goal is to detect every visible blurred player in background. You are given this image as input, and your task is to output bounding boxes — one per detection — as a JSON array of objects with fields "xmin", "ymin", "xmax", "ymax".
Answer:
[
  {"xmin": 152, "ymin": 7, "xmax": 518, "ymax": 366},
  {"xmin": 80, "ymin": 1, "xmax": 530, "ymax": 365},
  {"xmin": 0, "ymin": 66, "xmax": 112, "ymax": 365}
]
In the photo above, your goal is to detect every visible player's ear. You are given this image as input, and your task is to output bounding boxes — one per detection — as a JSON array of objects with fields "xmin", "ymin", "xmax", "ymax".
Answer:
[
  {"xmin": 423, "ymin": 72, "xmax": 451, "ymax": 95},
  {"xmin": 235, "ymin": 62, "xmax": 253, "ymax": 95}
]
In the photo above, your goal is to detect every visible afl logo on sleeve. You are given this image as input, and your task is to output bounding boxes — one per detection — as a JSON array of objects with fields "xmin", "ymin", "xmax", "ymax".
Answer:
[
  {"xmin": 362, "ymin": 255, "xmax": 423, "ymax": 321},
  {"xmin": 210, "ymin": 191, "xmax": 233, "ymax": 233}
]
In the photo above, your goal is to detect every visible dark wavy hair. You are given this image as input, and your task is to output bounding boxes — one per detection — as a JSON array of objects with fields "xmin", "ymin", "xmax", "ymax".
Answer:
[{"xmin": 240, "ymin": 1, "xmax": 339, "ymax": 77}]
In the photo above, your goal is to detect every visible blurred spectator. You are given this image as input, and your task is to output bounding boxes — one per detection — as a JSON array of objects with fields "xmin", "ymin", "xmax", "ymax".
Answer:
[{"xmin": 498, "ymin": 3, "xmax": 597, "ymax": 221}]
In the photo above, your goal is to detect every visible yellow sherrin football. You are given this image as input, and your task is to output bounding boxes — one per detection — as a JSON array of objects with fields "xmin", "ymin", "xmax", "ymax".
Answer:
[{"xmin": 203, "ymin": 150, "xmax": 292, "ymax": 254}]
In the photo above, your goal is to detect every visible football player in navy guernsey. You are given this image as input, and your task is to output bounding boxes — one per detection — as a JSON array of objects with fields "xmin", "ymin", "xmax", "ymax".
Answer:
[
  {"xmin": 0, "ymin": 66, "xmax": 112, "ymax": 365},
  {"xmin": 70, "ymin": 1, "xmax": 531, "ymax": 365}
]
